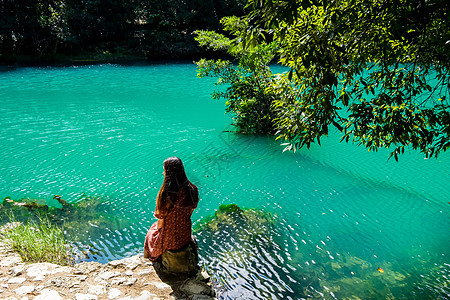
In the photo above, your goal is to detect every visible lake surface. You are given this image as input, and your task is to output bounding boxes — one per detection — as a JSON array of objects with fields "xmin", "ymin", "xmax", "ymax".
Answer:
[{"xmin": 1, "ymin": 63, "xmax": 449, "ymax": 299}]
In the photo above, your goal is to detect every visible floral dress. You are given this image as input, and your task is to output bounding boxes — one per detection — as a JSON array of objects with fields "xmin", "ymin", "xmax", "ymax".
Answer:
[{"xmin": 144, "ymin": 188, "xmax": 198, "ymax": 261}]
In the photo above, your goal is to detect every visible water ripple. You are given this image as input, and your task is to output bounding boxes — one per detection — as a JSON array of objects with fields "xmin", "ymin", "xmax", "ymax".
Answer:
[{"xmin": 1, "ymin": 65, "xmax": 449, "ymax": 299}]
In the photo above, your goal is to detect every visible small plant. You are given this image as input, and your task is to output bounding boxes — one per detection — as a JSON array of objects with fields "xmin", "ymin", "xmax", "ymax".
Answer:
[{"xmin": 1, "ymin": 213, "xmax": 74, "ymax": 266}]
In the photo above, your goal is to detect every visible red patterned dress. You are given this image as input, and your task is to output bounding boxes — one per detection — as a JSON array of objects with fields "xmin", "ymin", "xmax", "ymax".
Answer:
[{"xmin": 144, "ymin": 187, "xmax": 198, "ymax": 261}]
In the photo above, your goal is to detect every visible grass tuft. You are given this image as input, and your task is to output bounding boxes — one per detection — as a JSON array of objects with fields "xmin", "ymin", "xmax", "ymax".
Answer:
[{"xmin": 1, "ymin": 213, "xmax": 74, "ymax": 266}]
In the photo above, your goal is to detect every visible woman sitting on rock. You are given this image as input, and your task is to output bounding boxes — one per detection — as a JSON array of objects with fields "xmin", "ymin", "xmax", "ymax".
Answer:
[{"xmin": 144, "ymin": 157, "xmax": 199, "ymax": 264}]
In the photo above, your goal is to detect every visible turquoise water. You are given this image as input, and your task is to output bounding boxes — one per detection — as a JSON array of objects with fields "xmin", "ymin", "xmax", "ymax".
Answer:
[{"xmin": 1, "ymin": 64, "xmax": 449, "ymax": 299}]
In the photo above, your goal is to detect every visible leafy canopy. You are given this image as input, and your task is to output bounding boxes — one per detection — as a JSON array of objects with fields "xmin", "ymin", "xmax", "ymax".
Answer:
[
  {"xmin": 197, "ymin": 0, "xmax": 450, "ymax": 160},
  {"xmin": 195, "ymin": 17, "xmax": 279, "ymax": 134}
]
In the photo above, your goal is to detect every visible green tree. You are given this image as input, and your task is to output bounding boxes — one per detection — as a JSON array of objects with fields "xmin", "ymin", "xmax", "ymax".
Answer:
[
  {"xmin": 0, "ymin": 0, "xmax": 43, "ymax": 56},
  {"xmin": 133, "ymin": 0, "xmax": 247, "ymax": 58},
  {"xmin": 37, "ymin": 0, "xmax": 68, "ymax": 55},
  {"xmin": 64, "ymin": 0, "xmax": 138, "ymax": 54},
  {"xmin": 198, "ymin": 0, "xmax": 450, "ymax": 159},
  {"xmin": 0, "ymin": 0, "xmax": 247, "ymax": 61},
  {"xmin": 195, "ymin": 18, "xmax": 279, "ymax": 133}
]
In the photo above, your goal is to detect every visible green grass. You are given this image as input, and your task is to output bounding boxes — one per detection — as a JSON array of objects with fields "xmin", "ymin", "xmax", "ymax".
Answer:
[{"xmin": 1, "ymin": 214, "xmax": 74, "ymax": 266}]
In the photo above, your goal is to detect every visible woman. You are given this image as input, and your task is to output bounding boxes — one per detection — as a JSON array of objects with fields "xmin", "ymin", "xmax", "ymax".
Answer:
[{"xmin": 144, "ymin": 157, "xmax": 199, "ymax": 261}]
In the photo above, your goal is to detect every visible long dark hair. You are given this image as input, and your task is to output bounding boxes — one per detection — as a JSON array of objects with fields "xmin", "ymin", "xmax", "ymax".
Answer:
[{"xmin": 155, "ymin": 157, "xmax": 198, "ymax": 217}]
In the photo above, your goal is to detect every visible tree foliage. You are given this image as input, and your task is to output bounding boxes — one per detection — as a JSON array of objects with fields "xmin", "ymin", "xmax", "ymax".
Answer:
[
  {"xmin": 195, "ymin": 18, "xmax": 279, "ymax": 134},
  {"xmin": 0, "ymin": 0, "xmax": 247, "ymax": 61},
  {"xmin": 198, "ymin": 0, "xmax": 450, "ymax": 159}
]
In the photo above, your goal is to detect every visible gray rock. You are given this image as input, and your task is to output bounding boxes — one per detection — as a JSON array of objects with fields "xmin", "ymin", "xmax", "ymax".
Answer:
[
  {"xmin": 7, "ymin": 277, "xmax": 26, "ymax": 284},
  {"xmin": 107, "ymin": 256, "xmax": 142, "ymax": 271},
  {"xmin": 127, "ymin": 263, "xmax": 140, "ymax": 271},
  {"xmin": 107, "ymin": 288, "xmax": 122, "ymax": 299},
  {"xmin": 124, "ymin": 278, "xmax": 137, "ymax": 286},
  {"xmin": 137, "ymin": 269, "xmax": 154, "ymax": 276},
  {"xmin": 87, "ymin": 284, "xmax": 105, "ymax": 295},
  {"xmin": 34, "ymin": 284, "xmax": 45, "ymax": 292},
  {"xmin": 99, "ymin": 271, "xmax": 121, "ymax": 280},
  {"xmin": 8, "ymin": 265, "xmax": 24, "ymax": 276},
  {"xmin": 192, "ymin": 295, "xmax": 217, "ymax": 300},
  {"xmin": 0, "ymin": 256, "xmax": 22, "ymax": 267},
  {"xmin": 111, "ymin": 276, "xmax": 126, "ymax": 285},
  {"xmin": 148, "ymin": 281, "xmax": 171, "ymax": 291},
  {"xmin": 52, "ymin": 266, "xmax": 72, "ymax": 274},
  {"xmin": 32, "ymin": 274, "xmax": 46, "ymax": 281},
  {"xmin": 48, "ymin": 278, "xmax": 64, "ymax": 287},
  {"xmin": 75, "ymin": 293, "xmax": 97, "ymax": 300},
  {"xmin": 133, "ymin": 292, "xmax": 153, "ymax": 300},
  {"xmin": 33, "ymin": 289, "xmax": 63, "ymax": 300},
  {"xmin": 106, "ymin": 260, "xmax": 127, "ymax": 269},
  {"xmin": 117, "ymin": 291, "xmax": 154, "ymax": 300},
  {"xmin": 14, "ymin": 285, "xmax": 36, "ymax": 295},
  {"xmin": 26, "ymin": 263, "xmax": 59, "ymax": 278},
  {"xmin": 73, "ymin": 262, "xmax": 102, "ymax": 275},
  {"xmin": 48, "ymin": 275, "xmax": 87, "ymax": 288},
  {"xmin": 180, "ymin": 280, "xmax": 213, "ymax": 296}
]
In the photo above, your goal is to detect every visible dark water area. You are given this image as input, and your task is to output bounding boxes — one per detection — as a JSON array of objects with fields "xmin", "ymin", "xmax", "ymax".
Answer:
[{"xmin": 1, "ymin": 64, "xmax": 449, "ymax": 299}]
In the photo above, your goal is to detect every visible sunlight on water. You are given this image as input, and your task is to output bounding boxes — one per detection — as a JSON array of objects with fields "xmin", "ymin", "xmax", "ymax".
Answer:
[{"xmin": 0, "ymin": 64, "xmax": 449, "ymax": 299}]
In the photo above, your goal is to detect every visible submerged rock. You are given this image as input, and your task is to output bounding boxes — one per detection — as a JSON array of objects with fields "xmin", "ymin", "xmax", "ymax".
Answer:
[
  {"xmin": 193, "ymin": 204, "xmax": 285, "ymax": 297},
  {"xmin": 0, "ymin": 194, "xmax": 131, "ymax": 260},
  {"xmin": 194, "ymin": 203, "xmax": 276, "ymax": 235}
]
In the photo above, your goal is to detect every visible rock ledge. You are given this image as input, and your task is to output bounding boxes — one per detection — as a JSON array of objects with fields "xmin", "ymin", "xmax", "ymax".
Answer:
[{"xmin": 0, "ymin": 241, "xmax": 217, "ymax": 300}]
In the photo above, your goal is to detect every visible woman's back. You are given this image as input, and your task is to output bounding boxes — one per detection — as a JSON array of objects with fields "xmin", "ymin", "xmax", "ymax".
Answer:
[{"xmin": 163, "ymin": 186, "xmax": 198, "ymax": 251}]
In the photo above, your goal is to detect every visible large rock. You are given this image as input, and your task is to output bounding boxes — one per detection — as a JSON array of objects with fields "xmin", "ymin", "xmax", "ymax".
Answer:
[
  {"xmin": 180, "ymin": 280, "xmax": 214, "ymax": 296},
  {"xmin": 0, "ymin": 237, "xmax": 217, "ymax": 300}
]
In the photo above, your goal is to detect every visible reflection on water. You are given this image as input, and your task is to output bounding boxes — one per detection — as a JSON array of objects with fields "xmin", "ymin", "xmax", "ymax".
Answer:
[
  {"xmin": 194, "ymin": 204, "xmax": 450, "ymax": 299},
  {"xmin": 0, "ymin": 64, "xmax": 449, "ymax": 299},
  {"xmin": 195, "ymin": 204, "xmax": 301, "ymax": 299}
]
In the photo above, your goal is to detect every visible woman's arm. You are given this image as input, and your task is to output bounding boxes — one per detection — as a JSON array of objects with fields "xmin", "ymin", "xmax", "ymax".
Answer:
[
  {"xmin": 157, "ymin": 218, "xmax": 164, "ymax": 229},
  {"xmin": 154, "ymin": 209, "xmax": 166, "ymax": 229}
]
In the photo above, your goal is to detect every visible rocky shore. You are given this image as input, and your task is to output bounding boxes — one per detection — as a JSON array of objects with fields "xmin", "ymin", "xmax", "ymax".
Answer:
[{"xmin": 0, "ymin": 241, "xmax": 217, "ymax": 300}]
